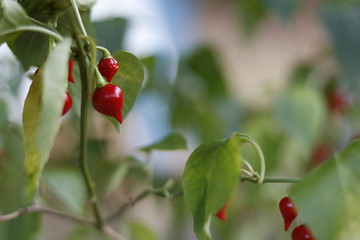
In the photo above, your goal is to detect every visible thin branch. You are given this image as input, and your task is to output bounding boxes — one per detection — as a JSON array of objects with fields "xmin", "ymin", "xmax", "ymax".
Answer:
[
  {"xmin": 106, "ymin": 190, "xmax": 151, "ymax": 222},
  {"xmin": 0, "ymin": 206, "xmax": 127, "ymax": 240},
  {"xmin": 106, "ymin": 176, "xmax": 301, "ymax": 223},
  {"xmin": 241, "ymin": 176, "xmax": 302, "ymax": 184},
  {"xmin": 69, "ymin": 0, "xmax": 88, "ymax": 36},
  {"xmin": 0, "ymin": 206, "xmax": 93, "ymax": 225},
  {"xmin": 106, "ymin": 188, "xmax": 183, "ymax": 223}
]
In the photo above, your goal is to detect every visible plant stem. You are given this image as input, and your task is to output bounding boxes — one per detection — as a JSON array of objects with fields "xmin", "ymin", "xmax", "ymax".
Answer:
[
  {"xmin": 96, "ymin": 46, "xmax": 112, "ymax": 57},
  {"xmin": 106, "ymin": 190, "xmax": 151, "ymax": 222},
  {"xmin": 106, "ymin": 175, "xmax": 301, "ymax": 223},
  {"xmin": 74, "ymin": 33, "xmax": 104, "ymax": 229},
  {"xmin": 236, "ymin": 133, "xmax": 266, "ymax": 184},
  {"xmin": 0, "ymin": 205, "xmax": 94, "ymax": 224},
  {"xmin": 69, "ymin": 0, "xmax": 88, "ymax": 36},
  {"xmin": 241, "ymin": 176, "xmax": 302, "ymax": 184}
]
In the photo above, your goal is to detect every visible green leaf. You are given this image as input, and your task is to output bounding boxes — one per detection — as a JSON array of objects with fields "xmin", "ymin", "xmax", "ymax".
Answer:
[
  {"xmin": 184, "ymin": 46, "xmax": 228, "ymax": 97},
  {"xmin": 6, "ymin": 213, "xmax": 43, "ymax": 240},
  {"xmin": 321, "ymin": 4, "xmax": 360, "ymax": 90},
  {"xmin": 238, "ymin": 0, "xmax": 267, "ymax": 36},
  {"xmin": 261, "ymin": 0, "xmax": 299, "ymax": 21},
  {"xmin": 87, "ymin": 140, "xmax": 130, "ymax": 197},
  {"xmin": 65, "ymin": 224, "xmax": 110, "ymax": 240},
  {"xmin": 41, "ymin": 168, "xmax": 87, "ymax": 214},
  {"xmin": 0, "ymin": 0, "xmax": 31, "ymax": 43},
  {"xmin": 112, "ymin": 51, "xmax": 144, "ymax": 119},
  {"xmin": 7, "ymin": 30, "xmax": 50, "ymax": 70},
  {"xmin": 56, "ymin": 10, "xmax": 95, "ymax": 39},
  {"xmin": 128, "ymin": 221, "xmax": 160, "ymax": 240},
  {"xmin": 182, "ymin": 134, "xmax": 242, "ymax": 240},
  {"xmin": 93, "ymin": 18, "xmax": 127, "ymax": 54},
  {"xmin": 23, "ymin": 38, "xmax": 72, "ymax": 201},
  {"xmin": 290, "ymin": 140, "xmax": 360, "ymax": 239},
  {"xmin": 0, "ymin": 125, "xmax": 26, "ymax": 212},
  {"xmin": 273, "ymin": 84, "xmax": 326, "ymax": 150},
  {"xmin": 0, "ymin": 1, "xmax": 4, "ymax": 20},
  {"xmin": 140, "ymin": 132, "xmax": 187, "ymax": 153}
]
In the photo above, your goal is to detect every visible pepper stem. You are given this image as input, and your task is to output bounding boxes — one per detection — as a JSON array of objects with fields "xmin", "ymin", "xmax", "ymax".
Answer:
[{"xmin": 96, "ymin": 46, "xmax": 112, "ymax": 58}]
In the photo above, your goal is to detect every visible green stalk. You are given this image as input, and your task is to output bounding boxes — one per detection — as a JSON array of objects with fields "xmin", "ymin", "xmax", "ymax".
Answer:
[
  {"xmin": 236, "ymin": 133, "xmax": 266, "ymax": 184},
  {"xmin": 241, "ymin": 177, "xmax": 302, "ymax": 184},
  {"xmin": 68, "ymin": 2, "xmax": 104, "ymax": 228},
  {"xmin": 73, "ymin": 31, "xmax": 104, "ymax": 230},
  {"xmin": 69, "ymin": 0, "xmax": 87, "ymax": 36}
]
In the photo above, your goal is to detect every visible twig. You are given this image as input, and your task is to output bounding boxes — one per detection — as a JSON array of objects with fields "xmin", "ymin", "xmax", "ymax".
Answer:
[
  {"xmin": 241, "ymin": 176, "xmax": 302, "ymax": 184},
  {"xmin": 0, "ymin": 205, "xmax": 93, "ymax": 225},
  {"xmin": 106, "ymin": 176, "xmax": 301, "ymax": 223},
  {"xmin": 106, "ymin": 190, "xmax": 151, "ymax": 222},
  {"xmin": 106, "ymin": 188, "xmax": 183, "ymax": 223},
  {"xmin": 0, "ymin": 205, "xmax": 127, "ymax": 240}
]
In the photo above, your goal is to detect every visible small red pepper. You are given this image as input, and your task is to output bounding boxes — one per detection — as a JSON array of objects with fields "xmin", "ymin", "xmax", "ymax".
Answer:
[
  {"xmin": 68, "ymin": 59, "xmax": 75, "ymax": 83},
  {"xmin": 62, "ymin": 92, "xmax": 73, "ymax": 116},
  {"xmin": 92, "ymin": 84, "xmax": 124, "ymax": 124},
  {"xmin": 98, "ymin": 57, "xmax": 119, "ymax": 82},
  {"xmin": 215, "ymin": 201, "xmax": 230, "ymax": 221},
  {"xmin": 279, "ymin": 197, "xmax": 298, "ymax": 231}
]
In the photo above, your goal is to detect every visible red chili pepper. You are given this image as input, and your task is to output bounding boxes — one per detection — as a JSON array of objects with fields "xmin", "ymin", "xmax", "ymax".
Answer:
[
  {"xmin": 279, "ymin": 197, "xmax": 297, "ymax": 231},
  {"xmin": 62, "ymin": 92, "xmax": 73, "ymax": 116},
  {"xmin": 215, "ymin": 201, "xmax": 230, "ymax": 221},
  {"xmin": 98, "ymin": 57, "xmax": 119, "ymax": 82},
  {"xmin": 92, "ymin": 84, "xmax": 124, "ymax": 124},
  {"xmin": 68, "ymin": 59, "xmax": 75, "ymax": 83},
  {"xmin": 292, "ymin": 224, "xmax": 316, "ymax": 240}
]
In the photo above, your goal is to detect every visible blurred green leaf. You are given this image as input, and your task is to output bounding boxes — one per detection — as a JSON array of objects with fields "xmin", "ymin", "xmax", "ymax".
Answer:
[
  {"xmin": 290, "ymin": 140, "xmax": 360, "ymax": 239},
  {"xmin": 93, "ymin": 18, "xmax": 127, "ymax": 54},
  {"xmin": 87, "ymin": 140, "xmax": 130, "ymax": 197},
  {"xmin": 0, "ymin": 0, "xmax": 31, "ymax": 43},
  {"xmin": 140, "ymin": 132, "xmax": 187, "ymax": 153},
  {"xmin": 41, "ymin": 168, "xmax": 87, "ymax": 214},
  {"xmin": 0, "ymin": 1, "xmax": 4, "ymax": 20},
  {"xmin": 8, "ymin": 30, "xmax": 49, "ymax": 70},
  {"xmin": 56, "ymin": 10, "xmax": 95, "ymax": 38},
  {"xmin": 0, "ymin": 125, "xmax": 26, "ymax": 212},
  {"xmin": 23, "ymin": 38, "xmax": 71, "ymax": 201},
  {"xmin": 6, "ymin": 213, "xmax": 43, "ymax": 240},
  {"xmin": 128, "ymin": 221, "xmax": 159, "ymax": 240},
  {"xmin": 262, "ymin": 0, "xmax": 299, "ymax": 21},
  {"xmin": 238, "ymin": 0, "xmax": 267, "ymax": 36},
  {"xmin": 112, "ymin": 50, "xmax": 144, "ymax": 119},
  {"xmin": 321, "ymin": 4, "xmax": 360, "ymax": 90},
  {"xmin": 289, "ymin": 63, "xmax": 314, "ymax": 84},
  {"xmin": 182, "ymin": 134, "xmax": 241, "ymax": 240},
  {"xmin": 18, "ymin": 0, "xmax": 70, "ymax": 20},
  {"xmin": 184, "ymin": 47, "xmax": 227, "ymax": 97},
  {"xmin": 170, "ymin": 46, "xmax": 241, "ymax": 141},
  {"xmin": 0, "ymin": 99, "xmax": 7, "ymax": 129},
  {"xmin": 242, "ymin": 115, "xmax": 283, "ymax": 172},
  {"xmin": 0, "ymin": 125, "xmax": 40, "ymax": 239},
  {"xmin": 273, "ymin": 84, "xmax": 326, "ymax": 150},
  {"xmin": 66, "ymin": 224, "xmax": 110, "ymax": 240}
]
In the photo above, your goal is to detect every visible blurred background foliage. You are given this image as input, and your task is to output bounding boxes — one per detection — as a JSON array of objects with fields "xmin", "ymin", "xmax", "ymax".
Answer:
[{"xmin": 0, "ymin": 0, "xmax": 360, "ymax": 239}]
